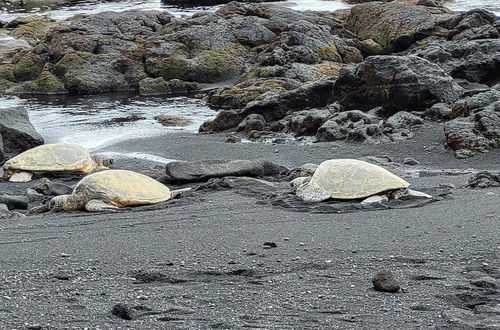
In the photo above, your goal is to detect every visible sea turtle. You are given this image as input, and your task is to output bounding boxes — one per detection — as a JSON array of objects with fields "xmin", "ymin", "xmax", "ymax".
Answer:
[
  {"xmin": 2, "ymin": 143, "xmax": 113, "ymax": 182},
  {"xmin": 290, "ymin": 159, "xmax": 431, "ymax": 203},
  {"xmin": 48, "ymin": 169, "xmax": 191, "ymax": 212}
]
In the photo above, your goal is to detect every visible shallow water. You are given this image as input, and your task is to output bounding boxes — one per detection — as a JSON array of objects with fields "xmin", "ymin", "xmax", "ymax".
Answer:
[
  {"xmin": 0, "ymin": 94, "xmax": 215, "ymax": 151},
  {"xmin": 0, "ymin": 0, "xmax": 498, "ymax": 22}
]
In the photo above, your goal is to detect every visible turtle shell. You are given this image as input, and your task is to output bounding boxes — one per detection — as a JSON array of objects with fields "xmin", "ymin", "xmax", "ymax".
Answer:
[
  {"xmin": 72, "ymin": 169, "xmax": 172, "ymax": 207},
  {"xmin": 3, "ymin": 143, "xmax": 94, "ymax": 173},
  {"xmin": 306, "ymin": 159, "xmax": 409, "ymax": 199}
]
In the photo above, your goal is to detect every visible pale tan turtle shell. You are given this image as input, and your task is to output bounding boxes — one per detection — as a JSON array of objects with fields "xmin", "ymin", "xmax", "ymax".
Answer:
[
  {"xmin": 298, "ymin": 159, "xmax": 409, "ymax": 201},
  {"xmin": 68, "ymin": 169, "xmax": 172, "ymax": 208},
  {"xmin": 3, "ymin": 143, "xmax": 96, "ymax": 174}
]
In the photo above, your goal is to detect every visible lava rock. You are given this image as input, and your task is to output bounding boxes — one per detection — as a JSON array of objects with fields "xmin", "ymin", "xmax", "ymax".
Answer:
[
  {"xmin": 467, "ymin": 171, "xmax": 500, "ymax": 188},
  {"xmin": 444, "ymin": 100, "xmax": 500, "ymax": 157},
  {"xmin": 425, "ymin": 103, "xmax": 452, "ymax": 121},
  {"xmin": 111, "ymin": 303, "xmax": 135, "ymax": 320},
  {"xmin": 237, "ymin": 114, "xmax": 266, "ymax": 132},
  {"xmin": 0, "ymin": 107, "xmax": 44, "ymax": 155},
  {"xmin": 385, "ymin": 111, "xmax": 424, "ymax": 129},
  {"xmin": 47, "ymin": 182, "xmax": 74, "ymax": 196},
  {"xmin": 372, "ymin": 269, "xmax": 401, "ymax": 292},
  {"xmin": 163, "ymin": 159, "xmax": 289, "ymax": 183},
  {"xmin": 0, "ymin": 194, "xmax": 29, "ymax": 210},
  {"xmin": 334, "ymin": 56, "xmax": 463, "ymax": 115}
]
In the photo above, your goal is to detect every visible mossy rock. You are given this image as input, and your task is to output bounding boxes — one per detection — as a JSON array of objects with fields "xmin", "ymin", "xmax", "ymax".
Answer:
[
  {"xmin": 0, "ymin": 64, "xmax": 16, "ymax": 82},
  {"xmin": 190, "ymin": 45, "xmax": 247, "ymax": 83},
  {"xmin": 144, "ymin": 47, "xmax": 190, "ymax": 80},
  {"xmin": 316, "ymin": 43, "xmax": 342, "ymax": 62},
  {"xmin": 314, "ymin": 61, "xmax": 353, "ymax": 79},
  {"xmin": 10, "ymin": 17, "xmax": 55, "ymax": 44},
  {"xmin": 207, "ymin": 78, "xmax": 300, "ymax": 109}
]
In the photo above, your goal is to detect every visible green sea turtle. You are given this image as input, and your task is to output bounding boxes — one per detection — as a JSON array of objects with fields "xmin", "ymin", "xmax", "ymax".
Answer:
[
  {"xmin": 290, "ymin": 159, "xmax": 431, "ymax": 203},
  {"xmin": 2, "ymin": 143, "xmax": 113, "ymax": 182},
  {"xmin": 48, "ymin": 169, "xmax": 191, "ymax": 212}
]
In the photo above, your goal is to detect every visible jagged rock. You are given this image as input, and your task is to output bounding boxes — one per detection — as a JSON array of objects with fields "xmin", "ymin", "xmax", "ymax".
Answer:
[
  {"xmin": 412, "ymin": 39, "xmax": 500, "ymax": 85},
  {"xmin": 451, "ymin": 90, "xmax": 500, "ymax": 118},
  {"xmin": 385, "ymin": 111, "xmax": 424, "ymax": 129},
  {"xmin": 334, "ymin": 56, "xmax": 463, "ymax": 114},
  {"xmin": 316, "ymin": 110, "xmax": 385, "ymax": 142},
  {"xmin": 163, "ymin": 159, "xmax": 288, "ymax": 183},
  {"xmin": 468, "ymin": 171, "xmax": 500, "ymax": 188},
  {"xmin": 200, "ymin": 77, "xmax": 336, "ymax": 133},
  {"xmin": 444, "ymin": 101, "xmax": 500, "ymax": 157},
  {"xmin": 0, "ymin": 107, "xmax": 44, "ymax": 154}
]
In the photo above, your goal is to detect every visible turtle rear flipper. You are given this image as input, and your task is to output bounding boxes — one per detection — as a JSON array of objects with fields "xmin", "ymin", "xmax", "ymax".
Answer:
[{"xmin": 85, "ymin": 199, "xmax": 119, "ymax": 212}]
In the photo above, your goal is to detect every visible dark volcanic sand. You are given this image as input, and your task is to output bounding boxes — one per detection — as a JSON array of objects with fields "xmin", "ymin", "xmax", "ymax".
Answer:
[{"xmin": 0, "ymin": 122, "xmax": 499, "ymax": 329}]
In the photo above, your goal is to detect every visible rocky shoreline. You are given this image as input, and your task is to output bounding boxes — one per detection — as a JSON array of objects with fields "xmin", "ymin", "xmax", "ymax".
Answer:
[
  {"xmin": 1, "ymin": 0, "xmax": 499, "ymax": 159},
  {"xmin": 0, "ymin": 0, "xmax": 499, "ymax": 329}
]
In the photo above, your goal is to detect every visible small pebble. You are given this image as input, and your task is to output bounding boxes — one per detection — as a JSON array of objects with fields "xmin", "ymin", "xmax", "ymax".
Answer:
[{"xmin": 263, "ymin": 242, "xmax": 277, "ymax": 248}]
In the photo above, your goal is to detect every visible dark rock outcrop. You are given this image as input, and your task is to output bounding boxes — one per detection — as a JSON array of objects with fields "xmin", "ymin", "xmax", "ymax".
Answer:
[
  {"xmin": 334, "ymin": 55, "xmax": 463, "ymax": 114},
  {"xmin": 412, "ymin": 39, "xmax": 500, "ymax": 86},
  {"xmin": 0, "ymin": 107, "xmax": 44, "ymax": 156},
  {"xmin": 163, "ymin": 159, "xmax": 289, "ymax": 183}
]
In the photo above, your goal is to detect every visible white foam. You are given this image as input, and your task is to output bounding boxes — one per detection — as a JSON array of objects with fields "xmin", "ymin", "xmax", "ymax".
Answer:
[{"xmin": 0, "ymin": 95, "xmax": 215, "ymax": 150}]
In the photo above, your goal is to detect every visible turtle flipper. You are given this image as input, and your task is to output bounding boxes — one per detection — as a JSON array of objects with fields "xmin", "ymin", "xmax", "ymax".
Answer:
[
  {"xmin": 85, "ymin": 199, "xmax": 119, "ymax": 212},
  {"xmin": 9, "ymin": 171, "xmax": 33, "ymax": 182},
  {"xmin": 170, "ymin": 187, "xmax": 192, "ymax": 199}
]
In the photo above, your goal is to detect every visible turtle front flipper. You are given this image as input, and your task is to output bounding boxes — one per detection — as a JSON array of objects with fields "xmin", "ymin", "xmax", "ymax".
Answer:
[
  {"xmin": 9, "ymin": 171, "xmax": 33, "ymax": 182},
  {"xmin": 85, "ymin": 199, "xmax": 120, "ymax": 212}
]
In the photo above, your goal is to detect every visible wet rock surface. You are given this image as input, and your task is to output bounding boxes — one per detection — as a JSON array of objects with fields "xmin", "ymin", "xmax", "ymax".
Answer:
[{"xmin": 0, "ymin": 106, "xmax": 44, "ymax": 157}]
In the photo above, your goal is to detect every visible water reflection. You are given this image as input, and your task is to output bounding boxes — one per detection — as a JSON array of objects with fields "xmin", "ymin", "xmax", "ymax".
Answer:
[{"xmin": 0, "ymin": 93, "xmax": 215, "ymax": 150}]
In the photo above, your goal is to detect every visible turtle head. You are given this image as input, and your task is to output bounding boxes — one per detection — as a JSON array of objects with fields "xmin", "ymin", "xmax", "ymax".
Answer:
[
  {"xmin": 290, "ymin": 176, "xmax": 311, "ymax": 192},
  {"xmin": 91, "ymin": 154, "xmax": 113, "ymax": 168},
  {"xmin": 48, "ymin": 195, "xmax": 71, "ymax": 211}
]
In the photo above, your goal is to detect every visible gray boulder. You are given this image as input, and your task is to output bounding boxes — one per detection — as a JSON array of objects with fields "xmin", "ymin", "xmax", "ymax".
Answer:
[
  {"xmin": 163, "ymin": 159, "xmax": 289, "ymax": 183},
  {"xmin": 334, "ymin": 55, "xmax": 463, "ymax": 114},
  {"xmin": 237, "ymin": 114, "xmax": 266, "ymax": 132},
  {"xmin": 385, "ymin": 111, "xmax": 424, "ymax": 129},
  {"xmin": 0, "ymin": 106, "xmax": 44, "ymax": 155}
]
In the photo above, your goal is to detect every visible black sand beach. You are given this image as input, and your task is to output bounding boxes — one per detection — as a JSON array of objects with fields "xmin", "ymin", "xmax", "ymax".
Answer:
[{"xmin": 0, "ymin": 124, "xmax": 498, "ymax": 329}]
